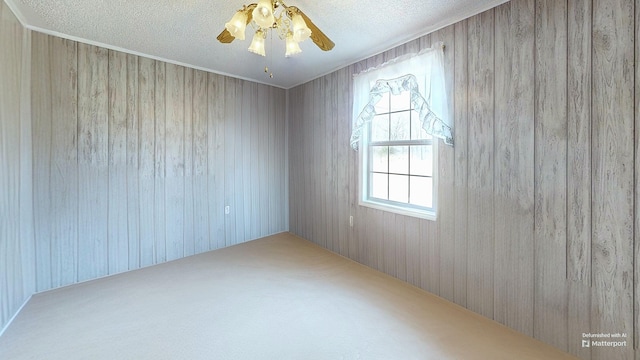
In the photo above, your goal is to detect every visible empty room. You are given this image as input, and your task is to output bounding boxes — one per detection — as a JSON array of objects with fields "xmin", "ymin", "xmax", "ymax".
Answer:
[{"xmin": 0, "ymin": 0, "xmax": 638, "ymax": 359}]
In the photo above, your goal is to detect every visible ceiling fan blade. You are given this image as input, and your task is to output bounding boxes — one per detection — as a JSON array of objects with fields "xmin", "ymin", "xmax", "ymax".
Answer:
[
  {"xmin": 216, "ymin": 4, "xmax": 257, "ymax": 44},
  {"xmin": 217, "ymin": 29, "xmax": 235, "ymax": 43},
  {"xmin": 288, "ymin": 6, "xmax": 335, "ymax": 51}
]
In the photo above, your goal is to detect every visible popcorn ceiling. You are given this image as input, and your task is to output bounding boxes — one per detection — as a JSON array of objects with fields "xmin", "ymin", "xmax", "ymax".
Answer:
[{"xmin": 12, "ymin": 0, "xmax": 509, "ymax": 88}]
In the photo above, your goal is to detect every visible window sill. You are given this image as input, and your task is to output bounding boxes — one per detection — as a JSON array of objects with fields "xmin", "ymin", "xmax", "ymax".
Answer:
[{"xmin": 359, "ymin": 199, "xmax": 437, "ymax": 221}]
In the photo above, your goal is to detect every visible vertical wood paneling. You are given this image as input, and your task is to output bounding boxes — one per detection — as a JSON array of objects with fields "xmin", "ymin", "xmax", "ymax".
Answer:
[
  {"xmin": 336, "ymin": 67, "xmax": 351, "ymax": 258},
  {"xmin": 465, "ymin": 9, "xmax": 495, "ymax": 319},
  {"xmin": 164, "ymin": 63, "xmax": 185, "ymax": 261},
  {"xmin": 183, "ymin": 68, "xmax": 194, "ymax": 257},
  {"xmin": 271, "ymin": 87, "xmax": 280, "ymax": 234},
  {"xmin": 154, "ymin": 61, "xmax": 166, "ymax": 264},
  {"xmin": 0, "ymin": 0, "xmax": 10, "ymax": 328},
  {"xmin": 50, "ymin": 37, "xmax": 78, "ymax": 287},
  {"xmin": 394, "ymin": 215, "xmax": 407, "ymax": 282},
  {"xmin": 192, "ymin": 70, "xmax": 209, "ymax": 254},
  {"xmin": 108, "ymin": 50, "xmax": 129, "ymax": 274},
  {"xmin": 77, "ymin": 43, "xmax": 109, "ymax": 281},
  {"xmin": 286, "ymin": 1, "xmax": 640, "ymax": 359},
  {"xmin": 3, "ymin": 10, "xmax": 288, "ymax": 332},
  {"xmin": 208, "ymin": 73, "xmax": 225, "ymax": 249},
  {"xmin": 420, "ymin": 217, "xmax": 439, "ymax": 294},
  {"xmin": 374, "ymin": 209, "xmax": 385, "ymax": 272},
  {"xmin": 313, "ymin": 78, "xmax": 324, "ymax": 249},
  {"xmin": 242, "ymin": 81, "xmax": 254, "ymax": 241},
  {"xmin": 18, "ymin": 25, "xmax": 35, "ymax": 310},
  {"xmin": 592, "ymin": 1, "xmax": 635, "ymax": 359},
  {"xmin": 126, "ymin": 54, "xmax": 140, "ymax": 271},
  {"xmin": 405, "ymin": 217, "xmax": 421, "ymax": 287},
  {"xmin": 567, "ymin": 0, "xmax": 593, "ymax": 355},
  {"xmin": 248, "ymin": 81, "xmax": 258, "ymax": 240},
  {"xmin": 305, "ymin": 80, "xmax": 313, "ymax": 244},
  {"xmin": 383, "ymin": 214, "xmax": 397, "ymax": 277},
  {"xmin": 280, "ymin": 86, "xmax": 288, "ymax": 232},
  {"xmin": 418, "ymin": 35, "xmax": 439, "ymax": 295},
  {"xmin": 257, "ymin": 84, "xmax": 268, "ymax": 238},
  {"xmin": 234, "ymin": 78, "xmax": 246, "ymax": 245},
  {"xmin": 330, "ymin": 72, "xmax": 340, "ymax": 254},
  {"xmin": 137, "ymin": 57, "xmax": 155, "ymax": 268},
  {"xmin": 534, "ymin": 0, "xmax": 569, "ymax": 348},
  {"xmin": 0, "ymin": 0, "xmax": 30, "ymax": 330},
  {"xmin": 324, "ymin": 74, "xmax": 337, "ymax": 254},
  {"xmin": 223, "ymin": 76, "xmax": 237, "ymax": 247},
  {"xmin": 494, "ymin": 0, "xmax": 535, "ymax": 336},
  {"xmin": 453, "ymin": 19, "xmax": 468, "ymax": 308},
  {"xmin": 287, "ymin": 88, "xmax": 296, "ymax": 235},
  {"xmin": 433, "ymin": 25, "xmax": 456, "ymax": 303},
  {"xmin": 31, "ymin": 32, "xmax": 52, "ymax": 292},
  {"xmin": 248, "ymin": 80, "xmax": 258, "ymax": 241},
  {"xmin": 4, "ymin": 0, "xmax": 640, "ymax": 357},
  {"xmin": 270, "ymin": 86, "xmax": 279, "ymax": 235},
  {"xmin": 347, "ymin": 65, "xmax": 359, "ymax": 264},
  {"xmin": 636, "ymin": 0, "xmax": 640, "ymax": 353},
  {"xmin": 568, "ymin": 0, "xmax": 593, "ymax": 285}
]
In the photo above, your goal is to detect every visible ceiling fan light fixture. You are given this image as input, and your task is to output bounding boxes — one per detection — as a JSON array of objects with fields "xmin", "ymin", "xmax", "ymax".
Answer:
[
  {"xmin": 252, "ymin": 0, "xmax": 275, "ymax": 28},
  {"xmin": 291, "ymin": 13, "xmax": 311, "ymax": 43},
  {"xmin": 217, "ymin": 0, "xmax": 335, "ymax": 68},
  {"xmin": 285, "ymin": 32, "xmax": 302, "ymax": 57},
  {"xmin": 248, "ymin": 29, "xmax": 267, "ymax": 56},
  {"xmin": 224, "ymin": 10, "xmax": 248, "ymax": 40}
]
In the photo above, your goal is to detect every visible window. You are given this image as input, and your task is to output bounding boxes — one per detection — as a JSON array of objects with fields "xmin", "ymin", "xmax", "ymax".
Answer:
[
  {"xmin": 350, "ymin": 42, "xmax": 451, "ymax": 220},
  {"xmin": 360, "ymin": 90, "xmax": 437, "ymax": 219}
]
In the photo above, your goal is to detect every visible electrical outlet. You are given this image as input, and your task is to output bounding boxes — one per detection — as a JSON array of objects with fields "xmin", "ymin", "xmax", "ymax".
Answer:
[
  {"xmin": 225, "ymin": 205, "xmax": 230, "ymax": 215},
  {"xmin": 349, "ymin": 215, "xmax": 353, "ymax": 227}
]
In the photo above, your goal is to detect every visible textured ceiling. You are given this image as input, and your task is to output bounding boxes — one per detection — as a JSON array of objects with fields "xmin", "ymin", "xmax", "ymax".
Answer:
[{"xmin": 5, "ymin": 0, "xmax": 509, "ymax": 89}]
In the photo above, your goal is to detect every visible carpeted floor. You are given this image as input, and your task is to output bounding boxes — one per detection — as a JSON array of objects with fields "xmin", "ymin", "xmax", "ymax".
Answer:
[{"xmin": 0, "ymin": 232, "xmax": 575, "ymax": 359}]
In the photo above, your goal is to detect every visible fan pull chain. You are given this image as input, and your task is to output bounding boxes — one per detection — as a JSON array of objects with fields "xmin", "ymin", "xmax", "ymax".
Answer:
[{"xmin": 266, "ymin": 30, "xmax": 274, "ymax": 78}]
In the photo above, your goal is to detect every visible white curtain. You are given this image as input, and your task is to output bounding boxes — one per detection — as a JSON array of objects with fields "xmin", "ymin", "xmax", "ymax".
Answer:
[{"xmin": 350, "ymin": 42, "xmax": 452, "ymax": 150}]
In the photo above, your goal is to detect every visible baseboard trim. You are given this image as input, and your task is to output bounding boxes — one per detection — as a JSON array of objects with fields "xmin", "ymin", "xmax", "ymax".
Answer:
[{"xmin": 0, "ymin": 295, "xmax": 32, "ymax": 338}]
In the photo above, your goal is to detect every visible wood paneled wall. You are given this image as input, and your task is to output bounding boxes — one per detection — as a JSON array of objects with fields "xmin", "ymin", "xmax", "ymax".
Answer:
[
  {"xmin": 0, "ymin": 0, "xmax": 34, "ymax": 333},
  {"xmin": 288, "ymin": 0, "xmax": 638, "ymax": 358},
  {"xmin": 1, "ymin": 2, "xmax": 288, "ymax": 330},
  {"xmin": 29, "ymin": 33, "xmax": 288, "ymax": 292}
]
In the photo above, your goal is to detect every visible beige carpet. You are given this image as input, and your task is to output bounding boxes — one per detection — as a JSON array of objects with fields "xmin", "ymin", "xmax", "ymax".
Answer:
[{"xmin": 0, "ymin": 232, "xmax": 575, "ymax": 359}]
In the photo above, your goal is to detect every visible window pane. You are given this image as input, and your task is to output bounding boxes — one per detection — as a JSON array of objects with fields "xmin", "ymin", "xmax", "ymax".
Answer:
[
  {"xmin": 371, "ymin": 115, "xmax": 389, "ymax": 142},
  {"xmin": 371, "ymin": 173, "xmax": 388, "ymax": 200},
  {"xmin": 389, "ymin": 146, "xmax": 409, "ymax": 174},
  {"xmin": 411, "ymin": 110, "xmax": 430, "ymax": 140},
  {"xmin": 390, "ymin": 91, "xmax": 411, "ymax": 112},
  {"xmin": 389, "ymin": 174, "xmax": 409, "ymax": 203},
  {"xmin": 390, "ymin": 111, "xmax": 410, "ymax": 141},
  {"xmin": 371, "ymin": 146, "xmax": 388, "ymax": 172},
  {"xmin": 410, "ymin": 176, "xmax": 433, "ymax": 208},
  {"xmin": 410, "ymin": 145, "xmax": 432, "ymax": 176},
  {"xmin": 374, "ymin": 92, "xmax": 390, "ymax": 114}
]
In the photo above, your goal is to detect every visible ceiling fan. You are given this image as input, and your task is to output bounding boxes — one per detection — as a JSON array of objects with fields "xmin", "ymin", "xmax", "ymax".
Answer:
[{"xmin": 217, "ymin": 0, "xmax": 335, "ymax": 58}]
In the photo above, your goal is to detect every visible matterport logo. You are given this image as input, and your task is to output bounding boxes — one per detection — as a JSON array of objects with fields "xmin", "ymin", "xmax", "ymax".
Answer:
[{"xmin": 581, "ymin": 332, "xmax": 628, "ymax": 348}]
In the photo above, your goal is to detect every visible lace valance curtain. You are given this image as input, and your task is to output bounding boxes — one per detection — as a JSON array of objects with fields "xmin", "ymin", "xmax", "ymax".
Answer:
[{"xmin": 350, "ymin": 42, "xmax": 453, "ymax": 150}]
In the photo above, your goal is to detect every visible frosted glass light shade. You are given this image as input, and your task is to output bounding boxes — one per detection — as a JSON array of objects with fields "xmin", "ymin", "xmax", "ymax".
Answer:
[
  {"xmin": 225, "ymin": 11, "xmax": 248, "ymax": 40},
  {"xmin": 285, "ymin": 33, "xmax": 302, "ymax": 57},
  {"xmin": 248, "ymin": 30, "xmax": 266, "ymax": 56},
  {"xmin": 252, "ymin": 0, "xmax": 275, "ymax": 29},
  {"xmin": 291, "ymin": 14, "xmax": 311, "ymax": 42}
]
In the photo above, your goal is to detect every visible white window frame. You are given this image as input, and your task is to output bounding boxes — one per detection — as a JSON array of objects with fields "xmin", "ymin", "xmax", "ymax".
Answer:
[
  {"xmin": 351, "ymin": 43, "xmax": 451, "ymax": 221},
  {"xmin": 358, "ymin": 118, "xmax": 438, "ymax": 221}
]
